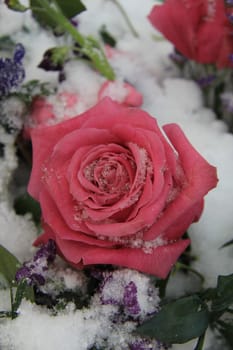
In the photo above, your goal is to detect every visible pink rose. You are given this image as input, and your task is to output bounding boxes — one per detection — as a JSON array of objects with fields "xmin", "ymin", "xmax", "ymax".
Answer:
[
  {"xmin": 148, "ymin": 0, "xmax": 233, "ymax": 68},
  {"xmin": 28, "ymin": 98, "xmax": 217, "ymax": 278}
]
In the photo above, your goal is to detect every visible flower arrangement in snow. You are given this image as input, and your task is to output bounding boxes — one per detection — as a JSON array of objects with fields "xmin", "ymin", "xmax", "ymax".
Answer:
[{"xmin": 28, "ymin": 98, "xmax": 218, "ymax": 278}]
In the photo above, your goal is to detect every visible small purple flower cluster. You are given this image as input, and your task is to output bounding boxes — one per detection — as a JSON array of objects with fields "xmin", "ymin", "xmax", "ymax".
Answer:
[
  {"xmin": 99, "ymin": 270, "xmax": 168, "ymax": 349},
  {"xmin": 225, "ymin": 0, "xmax": 233, "ymax": 6},
  {"xmin": 0, "ymin": 43, "xmax": 25, "ymax": 98},
  {"xmin": 15, "ymin": 240, "xmax": 56, "ymax": 286},
  {"xmin": 221, "ymin": 92, "xmax": 233, "ymax": 114},
  {"xmin": 196, "ymin": 74, "xmax": 216, "ymax": 88},
  {"xmin": 100, "ymin": 274, "xmax": 141, "ymax": 318},
  {"xmin": 169, "ymin": 49, "xmax": 187, "ymax": 65},
  {"xmin": 123, "ymin": 281, "xmax": 141, "ymax": 316},
  {"xmin": 130, "ymin": 339, "xmax": 170, "ymax": 350}
]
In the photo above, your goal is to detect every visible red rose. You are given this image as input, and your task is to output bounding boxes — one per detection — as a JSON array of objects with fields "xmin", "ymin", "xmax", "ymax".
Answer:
[
  {"xmin": 148, "ymin": 0, "xmax": 233, "ymax": 68},
  {"xmin": 28, "ymin": 98, "xmax": 217, "ymax": 278}
]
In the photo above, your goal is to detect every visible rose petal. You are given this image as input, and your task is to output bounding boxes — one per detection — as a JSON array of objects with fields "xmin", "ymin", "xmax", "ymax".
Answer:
[
  {"xmin": 144, "ymin": 124, "xmax": 218, "ymax": 240},
  {"xmin": 38, "ymin": 190, "xmax": 116, "ymax": 247},
  {"xmin": 56, "ymin": 237, "xmax": 190, "ymax": 278}
]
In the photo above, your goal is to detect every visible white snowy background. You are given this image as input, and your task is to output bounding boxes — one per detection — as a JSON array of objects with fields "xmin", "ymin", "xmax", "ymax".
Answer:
[{"xmin": 0, "ymin": 0, "xmax": 232, "ymax": 349}]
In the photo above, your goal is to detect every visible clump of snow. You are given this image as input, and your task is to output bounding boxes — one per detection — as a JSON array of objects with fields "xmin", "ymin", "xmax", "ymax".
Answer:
[
  {"xmin": 0, "ymin": 269, "xmax": 163, "ymax": 350},
  {"xmin": 98, "ymin": 268, "xmax": 160, "ymax": 319},
  {"xmin": 0, "ymin": 127, "xmax": 18, "ymax": 201},
  {"xmin": 0, "ymin": 201, "xmax": 37, "ymax": 262},
  {"xmin": 39, "ymin": 264, "xmax": 88, "ymax": 298},
  {"xmin": 99, "ymin": 79, "xmax": 128, "ymax": 102},
  {"xmin": 0, "ymin": 289, "xmax": 11, "ymax": 310},
  {"xmin": 1, "ymin": 97, "xmax": 25, "ymax": 132},
  {"xmin": 0, "ymin": 125, "xmax": 37, "ymax": 262},
  {"xmin": 0, "ymin": 1, "xmax": 25, "ymax": 35},
  {"xmin": 62, "ymin": 60, "xmax": 103, "ymax": 112}
]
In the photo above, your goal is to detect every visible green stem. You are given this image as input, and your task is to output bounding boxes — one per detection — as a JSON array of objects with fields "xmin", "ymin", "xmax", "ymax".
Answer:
[
  {"xmin": 111, "ymin": 0, "xmax": 139, "ymax": 38},
  {"xmin": 32, "ymin": 0, "xmax": 85, "ymax": 45},
  {"xmin": 9, "ymin": 287, "xmax": 14, "ymax": 319},
  {"xmin": 31, "ymin": 0, "xmax": 115, "ymax": 80},
  {"xmin": 194, "ymin": 332, "xmax": 206, "ymax": 350}
]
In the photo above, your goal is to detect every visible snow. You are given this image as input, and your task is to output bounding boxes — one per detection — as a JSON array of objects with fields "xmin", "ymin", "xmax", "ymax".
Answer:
[
  {"xmin": 0, "ymin": 269, "xmax": 162, "ymax": 350},
  {"xmin": 0, "ymin": 0, "xmax": 233, "ymax": 349}
]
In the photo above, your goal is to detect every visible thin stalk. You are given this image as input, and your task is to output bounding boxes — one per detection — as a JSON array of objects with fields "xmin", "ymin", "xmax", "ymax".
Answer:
[
  {"xmin": 31, "ymin": 0, "xmax": 115, "ymax": 79},
  {"xmin": 175, "ymin": 262, "xmax": 205, "ymax": 283},
  {"xmin": 31, "ymin": 0, "xmax": 85, "ymax": 45},
  {"xmin": 111, "ymin": 0, "xmax": 139, "ymax": 38},
  {"xmin": 194, "ymin": 332, "xmax": 206, "ymax": 350},
  {"xmin": 9, "ymin": 287, "xmax": 14, "ymax": 319}
]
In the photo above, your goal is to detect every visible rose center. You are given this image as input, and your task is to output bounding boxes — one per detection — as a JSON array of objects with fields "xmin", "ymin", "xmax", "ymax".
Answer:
[{"xmin": 84, "ymin": 154, "xmax": 132, "ymax": 195}]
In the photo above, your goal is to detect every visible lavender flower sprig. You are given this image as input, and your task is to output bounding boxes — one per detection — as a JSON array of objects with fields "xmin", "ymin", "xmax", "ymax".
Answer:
[
  {"xmin": 15, "ymin": 240, "xmax": 56, "ymax": 286},
  {"xmin": 0, "ymin": 43, "xmax": 25, "ymax": 98}
]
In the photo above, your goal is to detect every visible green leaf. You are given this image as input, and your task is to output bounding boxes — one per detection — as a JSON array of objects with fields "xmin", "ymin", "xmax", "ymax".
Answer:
[
  {"xmin": 12, "ymin": 279, "xmax": 34, "ymax": 318},
  {"xmin": 81, "ymin": 36, "xmax": 115, "ymax": 80},
  {"xmin": 211, "ymin": 274, "xmax": 233, "ymax": 313},
  {"xmin": 30, "ymin": 0, "xmax": 60, "ymax": 29},
  {"xmin": 14, "ymin": 193, "xmax": 41, "ymax": 224},
  {"xmin": 4, "ymin": 0, "xmax": 28, "ymax": 12},
  {"xmin": 30, "ymin": 0, "xmax": 85, "ymax": 29},
  {"xmin": 0, "ymin": 35, "xmax": 16, "ymax": 52},
  {"xmin": 136, "ymin": 295, "xmax": 209, "ymax": 344},
  {"xmin": 0, "ymin": 245, "xmax": 21, "ymax": 286},
  {"xmin": 55, "ymin": 0, "xmax": 86, "ymax": 19},
  {"xmin": 14, "ymin": 79, "xmax": 54, "ymax": 106}
]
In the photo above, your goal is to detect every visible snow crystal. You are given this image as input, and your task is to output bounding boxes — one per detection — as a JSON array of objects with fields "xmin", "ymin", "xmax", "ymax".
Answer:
[{"xmin": 0, "ymin": 201, "xmax": 37, "ymax": 262}]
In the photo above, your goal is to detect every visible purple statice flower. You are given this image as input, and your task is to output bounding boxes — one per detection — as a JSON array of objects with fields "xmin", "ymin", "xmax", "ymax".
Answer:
[
  {"xmin": 221, "ymin": 92, "xmax": 233, "ymax": 113},
  {"xmin": 196, "ymin": 74, "xmax": 216, "ymax": 88},
  {"xmin": 0, "ymin": 43, "xmax": 25, "ymax": 98},
  {"xmin": 225, "ymin": 0, "xmax": 233, "ymax": 6},
  {"xmin": 100, "ymin": 275, "xmax": 120, "ymax": 306},
  {"xmin": 227, "ymin": 13, "xmax": 233, "ymax": 23},
  {"xmin": 100, "ymin": 273, "xmax": 141, "ymax": 318},
  {"xmin": 130, "ymin": 339, "xmax": 169, "ymax": 350},
  {"xmin": 229, "ymin": 53, "xmax": 233, "ymax": 63},
  {"xmin": 15, "ymin": 239, "xmax": 56, "ymax": 286},
  {"xmin": 169, "ymin": 49, "xmax": 187, "ymax": 65},
  {"xmin": 123, "ymin": 281, "xmax": 141, "ymax": 316},
  {"xmin": 33, "ymin": 239, "xmax": 56, "ymax": 263},
  {"xmin": 130, "ymin": 339, "xmax": 149, "ymax": 350}
]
